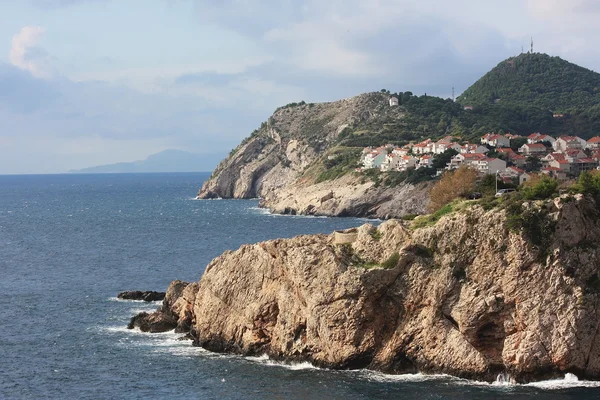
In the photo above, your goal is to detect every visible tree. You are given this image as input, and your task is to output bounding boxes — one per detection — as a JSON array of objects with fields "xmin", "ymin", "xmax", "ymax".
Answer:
[
  {"xmin": 525, "ymin": 156, "xmax": 541, "ymax": 172},
  {"xmin": 510, "ymin": 137, "xmax": 528, "ymax": 151},
  {"xmin": 521, "ymin": 174, "xmax": 558, "ymax": 200},
  {"xmin": 432, "ymin": 149, "xmax": 459, "ymax": 170},
  {"xmin": 428, "ymin": 166, "xmax": 478, "ymax": 212}
]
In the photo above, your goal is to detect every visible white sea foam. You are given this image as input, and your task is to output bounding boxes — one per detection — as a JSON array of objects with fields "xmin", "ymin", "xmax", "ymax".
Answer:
[
  {"xmin": 243, "ymin": 354, "xmax": 321, "ymax": 370},
  {"xmin": 361, "ymin": 371, "xmax": 451, "ymax": 383},
  {"xmin": 107, "ymin": 296, "xmax": 162, "ymax": 305},
  {"xmin": 524, "ymin": 373, "xmax": 600, "ymax": 389}
]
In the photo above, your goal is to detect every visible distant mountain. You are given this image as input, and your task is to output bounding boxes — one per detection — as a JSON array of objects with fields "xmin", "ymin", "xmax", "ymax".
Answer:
[
  {"xmin": 458, "ymin": 53, "xmax": 600, "ymax": 112},
  {"xmin": 70, "ymin": 149, "xmax": 224, "ymax": 173}
]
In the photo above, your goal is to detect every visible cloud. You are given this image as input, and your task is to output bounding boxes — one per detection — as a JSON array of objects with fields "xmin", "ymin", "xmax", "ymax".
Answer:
[{"xmin": 8, "ymin": 26, "xmax": 55, "ymax": 79}]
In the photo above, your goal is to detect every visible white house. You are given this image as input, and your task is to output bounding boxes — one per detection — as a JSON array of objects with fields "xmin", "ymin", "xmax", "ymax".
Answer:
[
  {"xmin": 417, "ymin": 155, "xmax": 433, "ymax": 169},
  {"xmin": 519, "ymin": 143, "xmax": 548, "ymax": 155},
  {"xmin": 527, "ymin": 133, "xmax": 556, "ymax": 145},
  {"xmin": 461, "ymin": 144, "xmax": 490, "ymax": 154},
  {"xmin": 381, "ymin": 154, "xmax": 416, "ymax": 172},
  {"xmin": 447, "ymin": 153, "xmax": 486, "ymax": 170},
  {"xmin": 481, "ymin": 133, "xmax": 510, "ymax": 148},
  {"xmin": 586, "ymin": 137, "xmax": 600, "ymax": 150},
  {"xmin": 389, "ymin": 97, "xmax": 399, "ymax": 106},
  {"xmin": 474, "ymin": 158, "xmax": 507, "ymax": 175},
  {"xmin": 500, "ymin": 166, "xmax": 530, "ymax": 185},
  {"xmin": 362, "ymin": 151, "xmax": 387, "ymax": 169},
  {"xmin": 412, "ymin": 139, "xmax": 434, "ymax": 155},
  {"xmin": 553, "ymin": 136, "xmax": 587, "ymax": 152}
]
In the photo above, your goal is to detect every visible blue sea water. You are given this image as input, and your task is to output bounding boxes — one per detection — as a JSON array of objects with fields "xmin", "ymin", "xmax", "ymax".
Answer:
[{"xmin": 0, "ymin": 172, "xmax": 599, "ymax": 399}]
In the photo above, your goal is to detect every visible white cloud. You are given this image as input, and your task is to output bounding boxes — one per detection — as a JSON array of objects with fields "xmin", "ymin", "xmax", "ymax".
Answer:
[{"xmin": 8, "ymin": 26, "xmax": 55, "ymax": 79}]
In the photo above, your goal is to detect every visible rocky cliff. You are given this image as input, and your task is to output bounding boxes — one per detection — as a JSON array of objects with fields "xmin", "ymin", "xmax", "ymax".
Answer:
[
  {"xmin": 131, "ymin": 195, "xmax": 600, "ymax": 382},
  {"xmin": 196, "ymin": 92, "xmax": 430, "ymax": 218}
]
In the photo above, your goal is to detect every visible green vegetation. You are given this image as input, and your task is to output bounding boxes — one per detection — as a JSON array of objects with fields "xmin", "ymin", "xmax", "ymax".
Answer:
[
  {"xmin": 370, "ymin": 229, "xmax": 382, "ymax": 241},
  {"xmin": 458, "ymin": 53, "xmax": 600, "ymax": 111},
  {"xmin": 572, "ymin": 171, "xmax": 600, "ymax": 206},
  {"xmin": 412, "ymin": 202, "xmax": 457, "ymax": 229},
  {"xmin": 382, "ymin": 252, "xmax": 401, "ymax": 269},
  {"xmin": 521, "ymin": 176, "xmax": 559, "ymax": 200},
  {"xmin": 457, "ymin": 53, "xmax": 600, "ymax": 140},
  {"xmin": 315, "ymin": 147, "xmax": 362, "ymax": 183}
]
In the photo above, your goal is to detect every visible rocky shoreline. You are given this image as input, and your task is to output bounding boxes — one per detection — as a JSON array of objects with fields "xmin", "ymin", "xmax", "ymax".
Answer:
[{"xmin": 127, "ymin": 195, "xmax": 600, "ymax": 383}]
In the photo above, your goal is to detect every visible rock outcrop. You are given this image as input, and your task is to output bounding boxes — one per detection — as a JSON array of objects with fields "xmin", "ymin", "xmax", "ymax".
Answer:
[
  {"xmin": 118, "ymin": 290, "xmax": 165, "ymax": 302},
  {"xmin": 126, "ymin": 280, "xmax": 197, "ymax": 333},
  {"xmin": 130, "ymin": 195, "xmax": 600, "ymax": 382},
  {"xmin": 259, "ymin": 173, "xmax": 431, "ymax": 219},
  {"xmin": 196, "ymin": 92, "xmax": 428, "ymax": 218}
]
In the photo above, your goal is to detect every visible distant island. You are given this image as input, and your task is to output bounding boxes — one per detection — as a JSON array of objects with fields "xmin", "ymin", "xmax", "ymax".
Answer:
[{"xmin": 69, "ymin": 149, "xmax": 224, "ymax": 173}]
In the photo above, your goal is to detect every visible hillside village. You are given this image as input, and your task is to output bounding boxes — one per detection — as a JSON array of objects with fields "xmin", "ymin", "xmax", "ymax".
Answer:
[{"xmin": 360, "ymin": 130, "xmax": 600, "ymax": 185}]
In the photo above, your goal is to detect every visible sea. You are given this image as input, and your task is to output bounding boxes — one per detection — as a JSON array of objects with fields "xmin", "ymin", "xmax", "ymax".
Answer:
[{"xmin": 1, "ymin": 172, "xmax": 599, "ymax": 399}]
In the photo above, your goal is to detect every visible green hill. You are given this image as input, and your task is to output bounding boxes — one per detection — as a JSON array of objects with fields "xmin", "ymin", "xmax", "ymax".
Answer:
[{"xmin": 458, "ymin": 53, "xmax": 600, "ymax": 112}]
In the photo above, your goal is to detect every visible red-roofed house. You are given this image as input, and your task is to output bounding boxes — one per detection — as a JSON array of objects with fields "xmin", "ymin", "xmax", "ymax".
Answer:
[
  {"xmin": 587, "ymin": 137, "xmax": 600, "ymax": 150},
  {"xmin": 549, "ymin": 159, "xmax": 572, "ymax": 173},
  {"xmin": 519, "ymin": 143, "xmax": 548, "ymax": 155},
  {"xmin": 417, "ymin": 155, "xmax": 433, "ymax": 169},
  {"xmin": 509, "ymin": 153, "xmax": 527, "ymax": 168},
  {"xmin": 527, "ymin": 133, "xmax": 556, "ymax": 145},
  {"xmin": 461, "ymin": 144, "xmax": 490, "ymax": 154},
  {"xmin": 542, "ymin": 167, "xmax": 568, "ymax": 180},
  {"xmin": 481, "ymin": 134, "xmax": 510, "ymax": 148},
  {"xmin": 499, "ymin": 166, "xmax": 531, "ymax": 185},
  {"xmin": 553, "ymin": 136, "xmax": 587, "ymax": 152},
  {"xmin": 573, "ymin": 158, "xmax": 599, "ymax": 175}
]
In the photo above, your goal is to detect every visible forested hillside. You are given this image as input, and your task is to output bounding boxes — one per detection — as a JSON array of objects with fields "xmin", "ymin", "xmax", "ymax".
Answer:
[{"xmin": 458, "ymin": 53, "xmax": 600, "ymax": 111}]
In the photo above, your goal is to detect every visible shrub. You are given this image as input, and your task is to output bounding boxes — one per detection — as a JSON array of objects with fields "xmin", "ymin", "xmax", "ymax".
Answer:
[
  {"xmin": 370, "ymin": 229, "xmax": 382, "ymax": 241},
  {"xmin": 412, "ymin": 202, "xmax": 456, "ymax": 229},
  {"xmin": 428, "ymin": 166, "xmax": 478, "ymax": 212},
  {"xmin": 520, "ymin": 174, "xmax": 558, "ymax": 200},
  {"xmin": 382, "ymin": 252, "xmax": 401, "ymax": 269}
]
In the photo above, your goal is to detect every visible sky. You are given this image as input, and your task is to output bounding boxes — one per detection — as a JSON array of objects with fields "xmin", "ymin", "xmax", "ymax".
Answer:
[{"xmin": 1, "ymin": 0, "xmax": 599, "ymax": 174}]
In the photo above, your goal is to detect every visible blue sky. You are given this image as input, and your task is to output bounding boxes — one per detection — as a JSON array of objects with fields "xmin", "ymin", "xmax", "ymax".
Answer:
[{"xmin": 1, "ymin": 0, "xmax": 599, "ymax": 173}]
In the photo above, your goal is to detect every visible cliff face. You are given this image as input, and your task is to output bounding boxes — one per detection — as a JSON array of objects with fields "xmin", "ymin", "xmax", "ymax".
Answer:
[
  {"xmin": 196, "ymin": 92, "xmax": 428, "ymax": 217},
  {"xmin": 138, "ymin": 195, "xmax": 600, "ymax": 382},
  {"xmin": 258, "ymin": 173, "xmax": 431, "ymax": 219}
]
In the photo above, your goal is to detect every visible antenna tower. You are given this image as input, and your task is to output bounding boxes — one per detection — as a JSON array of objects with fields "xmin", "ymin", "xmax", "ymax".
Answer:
[
  {"xmin": 452, "ymin": 87, "xmax": 455, "ymax": 102},
  {"xmin": 530, "ymin": 37, "xmax": 534, "ymax": 53}
]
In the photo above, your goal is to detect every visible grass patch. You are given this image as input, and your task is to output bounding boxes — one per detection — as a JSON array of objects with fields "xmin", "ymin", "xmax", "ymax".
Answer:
[
  {"xmin": 381, "ymin": 252, "xmax": 401, "ymax": 269},
  {"xmin": 370, "ymin": 229, "xmax": 382, "ymax": 241},
  {"xmin": 412, "ymin": 202, "xmax": 455, "ymax": 229}
]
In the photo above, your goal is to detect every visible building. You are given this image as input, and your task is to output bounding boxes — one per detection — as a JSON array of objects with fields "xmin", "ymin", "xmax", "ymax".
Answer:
[
  {"xmin": 481, "ymin": 133, "xmax": 511, "ymax": 148},
  {"xmin": 474, "ymin": 158, "xmax": 507, "ymax": 175},
  {"xmin": 527, "ymin": 133, "xmax": 556, "ymax": 145},
  {"xmin": 417, "ymin": 155, "xmax": 433, "ymax": 169},
  {"xmin": 586, "ymin": 137, "xmax": 600, "ymax": 150},
  {"xmin": 362, "ymin": 150, "xmax": 387, "ymax": 169},
  {"xmin": 412, "ymin": 139, "xmax": 434, "ymax": 155},
  {"xmin": 461, "ymin": 144, "xmax": 490, "ymax": 154},
  {"xmin": 553, "ymin": 136, "xmax": 586, "ymax": 152},
  {"xmin": 499, "ymin": 166, "xmax": 530, "ymax": 185},
  {"xmin": 572, "ymin": 158, "xmax": 599, "ymax": 176},
  {"xmin": 519, "ymin": 143, "xmax": 548, "ymax": 155},
  {"xmin": 389, "ymin": 97, "xmax": 399, "ymax": 106},
  {"xmin": 542, "ymin": 167, "xmax": 568, "ymax": 180}
]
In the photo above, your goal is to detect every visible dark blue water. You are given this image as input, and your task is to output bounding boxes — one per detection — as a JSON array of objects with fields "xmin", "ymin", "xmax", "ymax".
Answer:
[{"xmin": 1, "ymin": 173, "xmax": 598, "ymax": 399}]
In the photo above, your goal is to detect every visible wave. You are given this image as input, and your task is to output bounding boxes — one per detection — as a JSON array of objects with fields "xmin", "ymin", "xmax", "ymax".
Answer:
[
  {"xmin": 98, "ymin": 322, "xmax": 600, "ymax": 390},
  {"xmin": 107, "ymin": 297, "xmax": 163, "ymax": 304},
  {"xmin": 244, "ymin": 354, "xmax": 321, "ymax": 370}
]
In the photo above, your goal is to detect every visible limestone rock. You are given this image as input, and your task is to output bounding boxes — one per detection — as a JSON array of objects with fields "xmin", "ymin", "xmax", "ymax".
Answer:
[
  {"xmin": 117, "ymin": 290, "xmax": 165, "ymax": 302},
  {"xmin": 133, "ymin": 196, "xmax": 600, "ymax": 382},
  {"xmin": 196, "ymin": 92, "xmax": 426, "ymax": 218}
]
